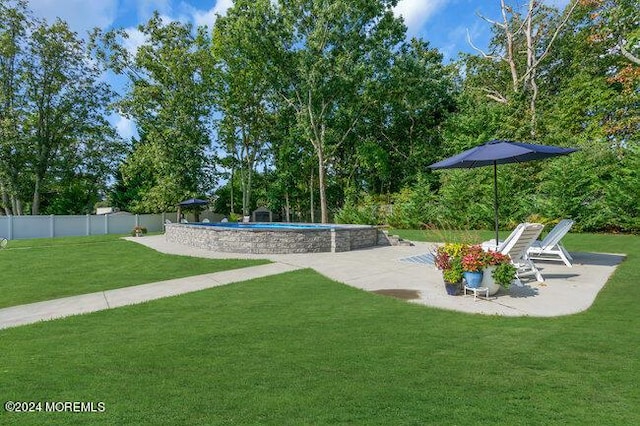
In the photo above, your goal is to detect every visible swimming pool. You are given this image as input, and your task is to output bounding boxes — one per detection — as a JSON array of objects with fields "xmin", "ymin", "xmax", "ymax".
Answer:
[
  {"xmin": 200, "ymin": 222, "xmax": 334, "ymax": 230},
  {"xmin": 165, "ymin": 222, "xmax": 388, "ymax": 254}
]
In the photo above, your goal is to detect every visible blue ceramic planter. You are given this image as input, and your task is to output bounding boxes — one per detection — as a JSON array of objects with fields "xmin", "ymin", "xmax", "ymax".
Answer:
[
  {"xmin": 444, "ymin": 282, "xmax": 461, "ymax": 296},
  {"xmin": 463, "ymin": 271, "xmax": 484, "ymax": 288}
]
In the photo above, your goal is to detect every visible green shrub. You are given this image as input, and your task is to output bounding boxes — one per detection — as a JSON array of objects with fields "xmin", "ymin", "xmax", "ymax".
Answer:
[
  {"xmin": 387, "ymin": 175, "xmax": 441, "ymax": 229},
  {"xmin": 334, "ymin": 194, "xmax": 383, "ymax": 225}
]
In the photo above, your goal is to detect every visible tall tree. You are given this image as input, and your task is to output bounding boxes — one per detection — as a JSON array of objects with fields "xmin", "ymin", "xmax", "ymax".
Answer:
[
  {"xmin": 577, "ymin": 0, "xmax": 639, "ymax": 145},
  {"xmin": 0, "ymin": 0, "xmax": 28, "ymax": 215},
  {"xmin": 356, "ymin": 38, "xmax": 455, "ymax": 193},
  {"xmin": 211, "ymin": 0, "xmax": 280, "ymax": 216},
  {"xmin": 276, "ymin": 0, "xmax": 406, "ymax": 223},
  {"xmin": 430, "ymin": 0, "xmax": 639, "ymax": 232},
  {"xmin": 469, "ymin": 0, "xmax": 579, "ymax": 136},
  {"xmin": 93, "ymin": 14, "xmax": 216, "ymax": 212},
  {"xmin": 584, "ymin": 0, "xmax": 640, "ymax": 65},
  {"xmin": 23, "ymin": 19, "xmax": 120, "ymax": 214},
  {"xmin": 269, "ymin": 106, "xmax": 315, "ymax": 222},
  {"xmin": 1, "ymin": 1, "xmax": 121, "ymax": 215}
]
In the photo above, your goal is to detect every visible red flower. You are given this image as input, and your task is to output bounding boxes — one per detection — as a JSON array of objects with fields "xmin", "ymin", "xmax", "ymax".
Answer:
[
  {"xmin": 461, "ymin": 245, "xmax": 485, "ymax": 272},
  {"xmin": 484, "ymin": 251, "xmax": 511, "ymax": 266}
]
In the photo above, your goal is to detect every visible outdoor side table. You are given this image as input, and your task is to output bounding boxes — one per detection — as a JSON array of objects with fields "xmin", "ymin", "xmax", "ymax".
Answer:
[{"xmin": 464, "ymin": 286, "xmax": 489, "ymax": 301}]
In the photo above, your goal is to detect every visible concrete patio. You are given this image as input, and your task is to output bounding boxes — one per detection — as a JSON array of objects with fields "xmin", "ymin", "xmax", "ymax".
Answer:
[
  {"xmin": 133, "ymin": 236, "xmax": 623, "ymax": 317},
  {"xmin": 0, "ymin": 234, "xmax": 625, "ymax": 330}
]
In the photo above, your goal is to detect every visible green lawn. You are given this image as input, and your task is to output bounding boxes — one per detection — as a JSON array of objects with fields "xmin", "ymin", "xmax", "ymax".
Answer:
[
  {"xmin": 393, "ymin": 227, "xmax": 637, "ymax": 254},
  {"xmin": 0, "ymin": 234, "xmax": 269, "ymax": 308},
  {"xmin": 1, "ymin": 232, "xmax": 639, "ymax": 424}
]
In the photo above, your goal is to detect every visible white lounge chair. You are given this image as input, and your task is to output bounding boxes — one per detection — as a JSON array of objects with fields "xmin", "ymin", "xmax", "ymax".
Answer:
[
  {"xmin": 481, "ymin": 223, "xmax": 525, "ymax": 252},
  {"xmin": 500, "ymin": 223, "xmax": 545, "ymax": 283},
  {"xmin": 526, "ymin": 219, "xmax": 574, "ymax": 267},
  {"xmin": 484, "ymin": 223, "xmax": 545, "ymax": 284}
]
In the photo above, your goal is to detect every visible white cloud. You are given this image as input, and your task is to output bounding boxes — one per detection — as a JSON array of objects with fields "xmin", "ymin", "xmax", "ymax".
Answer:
[
  {"xmin": 188, "ymin": 0, "xmax": 233, "ymax": 30},
  {"xmin": 123, "ymin": 27, "xmax": 148, "ymax": 56},
  {"xmin": 212, "ymin": 0, "xmax": 234, "ymax": 16},
  {"xmin": 136, "ymin": 0, "xmax": 172, "ymax": 21},
  {"xmin": 159, "ymin": 12, "xmax": 187, "ymax": 25},
  {"xmin": 192, "ymin": 7, "xmax": 218, "ymax": 29},
  {"xmin": 393, "ymin": 0, "xmax": 450, "ymax": 35},
  {"xmin": 28, "ymin": 0, "xmax": 118, "ymax": 35},
  {"xmin": 115, "ymin": 115, "xmax": 138, "ymax": 140}
]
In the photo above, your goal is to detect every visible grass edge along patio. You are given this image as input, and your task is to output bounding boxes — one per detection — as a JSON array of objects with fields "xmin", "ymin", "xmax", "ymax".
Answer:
[{"xmin": 0, "ymin": 231, "xmax": 639, "ymax": 424}]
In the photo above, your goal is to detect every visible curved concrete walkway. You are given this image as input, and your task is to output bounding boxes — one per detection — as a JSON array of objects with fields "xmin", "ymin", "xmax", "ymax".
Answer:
[
  {"xmin": 0, "ymin": 235, "xmax": 624, "ymax": 330},
  {"xmin": 0, "ymin": 261, "xmax": 301, "ymax": 330}
]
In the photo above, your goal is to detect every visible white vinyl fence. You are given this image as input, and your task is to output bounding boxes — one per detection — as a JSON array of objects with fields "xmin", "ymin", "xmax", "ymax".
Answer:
[{"xmin": 0, "ymin": 213, "xmax": 170, "ymax": 240}]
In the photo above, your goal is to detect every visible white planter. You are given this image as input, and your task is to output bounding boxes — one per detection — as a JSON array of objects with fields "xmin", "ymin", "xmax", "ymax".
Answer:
[{"xmin": 481, "ymin": 266, "xmax": 501, "ymax": 296}]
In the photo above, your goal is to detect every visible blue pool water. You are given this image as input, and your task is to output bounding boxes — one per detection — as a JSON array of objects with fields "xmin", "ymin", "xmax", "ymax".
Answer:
[{"xmin": 197, "ymin": 222, "xmax": 335, "ymax": 230}]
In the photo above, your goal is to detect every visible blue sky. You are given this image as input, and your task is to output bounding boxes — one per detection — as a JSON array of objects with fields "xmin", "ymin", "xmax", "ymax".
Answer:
[
  {"xmin": 27, "ymin": 0, "xmax": 569, "ymax": 139},
  {"xmin": 28, "ymin": 0, "xmax": 508, "ymax": 59}
]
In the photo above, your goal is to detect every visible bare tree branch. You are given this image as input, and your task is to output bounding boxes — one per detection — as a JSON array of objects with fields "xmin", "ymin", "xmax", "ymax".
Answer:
[
  {"xmin": 466, "ymin": 29, "xmax": 502, "ymax": 60},
  {"xmin": 481, "ymin": 87, "xmax": 508, "ymax": 104},
  {"xmin": 500, "ymin": 0, "xmax": 519, "ymax": 92},
  {"xmin": 620, "ymin": 42, "xmax": 640, "ymax": 65},
  {"xmin": 526, "ymin": 0, "xmax": 579, "ymax": 76},
  {"xmin": 475, "ymin": 10, "xmax": 505, "ymax": 29},
  {"xmin": 516, "ymin": 0, "xmax": 579, "ymax": 87}
]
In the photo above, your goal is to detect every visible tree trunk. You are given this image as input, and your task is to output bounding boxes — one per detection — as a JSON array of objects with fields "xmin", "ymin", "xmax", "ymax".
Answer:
[
  {"xmin": 14, "ymin": 196, "xmax": 22, "ymax": 215},
  {"xmin": 241, "ymin": 168, "xmax": 252, "ymax": 217},
  {"xmin": 285, "ymin": 191, "xmax": 290, "ymax": 222},
  {"xmin": 530, "ymin": 70, "xmax": 538, "ymax": 137},
  {"xmin": 246, "ymin": 170, "xmax": 252, "ymax": 216},
  {"xmin": 1, "ymin": 185, "xmax": 12, "ymax": 215},
  {"xmin": 620, "ymin": 43, "xmax": 640, "ymax": 65},
  {"xmin": 502, "ymin": 0, "xmax": 519, "ymax": 93},
  {"xmin": 316, "ymin": 147, "xmax": 328, "ymax": 224},
  {"xmin": 310, "ymin": 169, "xmax": 315, "ymax": 223},
  {"xmin": 479, "ymin": 0, "xmax": 577, "ymax": 134},
  {"xmin": 525, "ymin": 3, "xmax": 537, "ymax": 137},
  {"xmin": 32, "ymin": 175, "xmax": 41, "ymax": 215},
  {"xmin": 230, "ymin": 167, "xmax": 235, "ymax": 214}
]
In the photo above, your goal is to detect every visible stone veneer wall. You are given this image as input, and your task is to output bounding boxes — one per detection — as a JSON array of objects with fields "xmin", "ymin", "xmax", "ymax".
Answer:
[{"xmin": 165, "ymin": 223, "xmax": 384, "ymax": 254}]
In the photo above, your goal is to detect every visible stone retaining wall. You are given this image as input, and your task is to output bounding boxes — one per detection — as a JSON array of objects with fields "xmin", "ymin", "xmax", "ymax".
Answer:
[{"xmin": 165, "ymin": 223, "xmax": 385, "ymax": 254}]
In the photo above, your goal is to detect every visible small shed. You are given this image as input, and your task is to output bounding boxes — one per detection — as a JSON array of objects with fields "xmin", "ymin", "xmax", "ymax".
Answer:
[{"xmin": 252, "ymin": 207, "xmax": 272, "ymax": 222}]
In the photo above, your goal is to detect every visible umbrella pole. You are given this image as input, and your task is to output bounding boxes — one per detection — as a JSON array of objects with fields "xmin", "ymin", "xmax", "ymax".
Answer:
[{"xmin": 493, "ymin": 161, "xmax": 499, "ymax": 249}]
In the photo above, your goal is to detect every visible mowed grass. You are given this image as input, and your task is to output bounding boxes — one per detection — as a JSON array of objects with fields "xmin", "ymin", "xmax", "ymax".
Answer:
[
  {"xmin": 392, "ymin": 228, "xmax": 636, "ymax": 255},
  {"xmin": 0, "ymin": 234, "xmax": 269, "ymax": 308},
  {"xmin": 1, "ymin": 232, "xmax": 639, "ymax": 424}
]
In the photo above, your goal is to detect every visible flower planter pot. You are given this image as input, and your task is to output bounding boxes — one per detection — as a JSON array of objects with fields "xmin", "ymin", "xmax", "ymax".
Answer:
[
  {"xmin": 444, "ymin": 282, "xmax": 462, "ymax": 296},
  {"xmin": 481, "ymin": 266, "xmax": 500, "ymax": 295},
  {"xmin": 463, "ymin": 271, "xmax": 483, "ymax": 288}
]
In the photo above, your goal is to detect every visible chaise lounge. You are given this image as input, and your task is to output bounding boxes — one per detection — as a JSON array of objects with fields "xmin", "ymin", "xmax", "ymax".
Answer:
[
  {"xmin": 526, "ymin": 219, "xmax": 574, "ymax": 267},
  {"xmin": 484, "ymin": 222, "xmax": 546, "ymax": 284}
]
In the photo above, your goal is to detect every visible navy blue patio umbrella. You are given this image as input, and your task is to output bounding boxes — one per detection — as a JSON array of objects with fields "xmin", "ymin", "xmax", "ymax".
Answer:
[
  {"xmin": 428, "ymin": 140, "xmax": 577, "ymax": 245},
  {"xmin": 178, "ymin": 198, "xmax": 209, "ymax": 207},
  {"xmin": 178, "ymin": 198, "xmax": 209, "ymax": 222}
]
